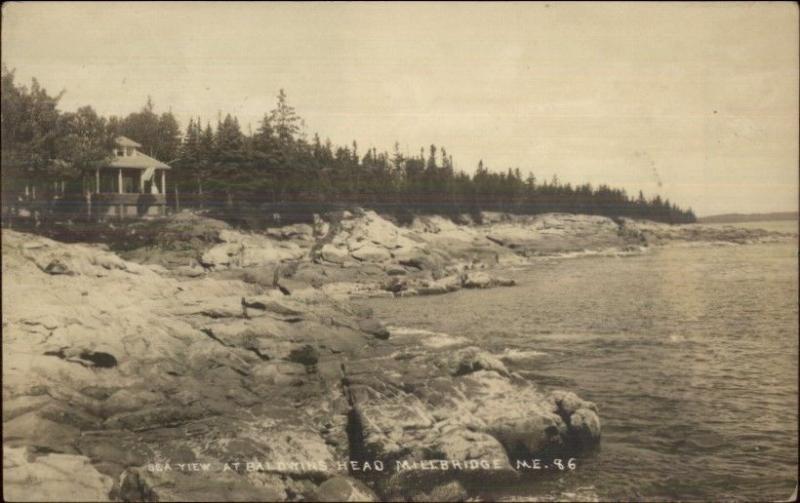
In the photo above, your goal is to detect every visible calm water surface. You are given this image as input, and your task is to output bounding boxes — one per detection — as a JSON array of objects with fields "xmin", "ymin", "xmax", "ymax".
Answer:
[{"xmin": 360, "ymin": 223, "xmax": 798, "ymax": 501}]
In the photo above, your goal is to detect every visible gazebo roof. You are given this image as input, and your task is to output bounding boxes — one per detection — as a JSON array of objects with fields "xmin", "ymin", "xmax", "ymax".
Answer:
[
  {"xmin": 107, "ymin": 151, "xmax": 171, "ymax": 170},
  {"xmin": 114, "ymin": 136, "xmax": 142, "ymax": 148}
]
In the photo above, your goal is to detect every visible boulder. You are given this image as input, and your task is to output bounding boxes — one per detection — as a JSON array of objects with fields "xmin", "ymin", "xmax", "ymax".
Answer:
[
  {"xmin": 446, "ymin": 347, "xmax": 509, "ymax": 377},
  {"xmin": 462, "ymin": 272, "xmax": 492, "ymax": 289},
  {"xmin": 288, "ymin": 344, "xmax": 319, "ymax": 366},
  {"xmin": 342, "ymin": 335, "xmax": 600, "ymax": 501},
  {"xmin": 493, "ymin": 277, "xmax": 516, "ymax": 287},
  {"xmin": 358, "ymin": 318, "xmax": 390, "ymax": 340},
  {"xmin": 385, "ymin": 265, "xmax": 407, "ymax": 276},
  {"xmin": 320, "ymin": 244, "xmax": 349, "ymax": 264},
  {"xmin": 411, "ymin": 480, "xmax": 469, "ymax": 502},
  {"xmin": 3, "ymin": 447, "xmax": 114, "ymax": 502},
  {"xmin": 416, "ymin": 274, "xmax": 462, "ymax": 296},
  {"xmin": 314, "ymin": 476, "xmax": 377, "ymax": 502},
  {"xmin": 200, "ymin": 230, "xmax": 305, "ymax": 269},
  {"xmin": 351, "ymin": 244, "xmax": 392, "ymax": 263}
]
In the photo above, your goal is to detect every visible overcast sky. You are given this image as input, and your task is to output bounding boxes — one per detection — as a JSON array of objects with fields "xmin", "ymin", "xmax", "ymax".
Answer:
[{"xmin": 3, "ymin": 2, "xmax": 797, "ymax": 216}]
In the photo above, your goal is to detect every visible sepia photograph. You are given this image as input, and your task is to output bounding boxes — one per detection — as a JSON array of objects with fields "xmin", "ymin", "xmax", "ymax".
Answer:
[{"xmin": 1, "ymin": 2, "xmax": 797, "ymax": 501}]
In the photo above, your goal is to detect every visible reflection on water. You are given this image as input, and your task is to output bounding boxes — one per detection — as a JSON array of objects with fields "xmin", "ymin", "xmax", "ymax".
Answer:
[{"xmin": 361, "ymin": 234, "xmax": 798, "ymax": 501}]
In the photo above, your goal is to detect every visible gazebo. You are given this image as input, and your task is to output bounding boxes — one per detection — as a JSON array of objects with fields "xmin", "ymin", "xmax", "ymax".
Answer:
[{"xmin": 86, "ymin": 136, "xmax": 171, "ymax": 218}]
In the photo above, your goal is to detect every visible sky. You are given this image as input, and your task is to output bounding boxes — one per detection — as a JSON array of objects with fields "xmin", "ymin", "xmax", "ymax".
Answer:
[{"xmin": 2, "ymin": 2, "xmax": 798, "ymax": 216}]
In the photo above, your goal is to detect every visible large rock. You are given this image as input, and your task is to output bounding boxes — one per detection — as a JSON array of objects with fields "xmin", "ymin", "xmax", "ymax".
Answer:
[
  {"xmin": 358, "ymin": 318, "xmax": 390, "ymax": 340},
  {"xmin": 4, "ymin": 447, "xmax": 114, "ymax": 502},
  {"xmin": 320, "ymin": 244, "xmax": 350, "ymax": 264},
  {"xmin": 1, "ymin": 230, "xmax": 358, "ymax": 501},
  {"xmin": 416, "ymin": 274, "xmax": 462, "ymax": 296},
  {"xmin": 351, "ymin": 244, "xmax": 392, "ymax": 263},
  {"xmin": 200, "ymin": 229, "xmax": 306, "ymax": 269},
  {"xmin": 314, "ymin": 476, "xmax": 377, "ymax": 502},
  {"xmin": 462, "ymin": 272, "xmax": 492, "ymax": 288},
  {"xmin": 342, "ymin": 336, "xmax": 600, "ymax": 500}
]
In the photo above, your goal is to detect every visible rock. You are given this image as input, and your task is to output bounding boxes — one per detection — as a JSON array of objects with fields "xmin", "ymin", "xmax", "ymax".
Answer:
[
  {"xmin": 548, "ymin": 390, "xmax": 594, "ymax": 416},
  {"xmin": 3, "ymin": 447, "xmax": 114, "ymax": 502},
  {"xmin": 266, "ymin": 223, "xmax": 315, "ymax": 241},
  {"xmin": 412, "ymin": 480, "xmax": 469, "ymax": 502},
  {"xmin": 548, "ymin": 390, "xmax": 601, "ymax": 448},
  {"xmin": 416, "ymin": 274, "xmax": 462, "ymax": 296},
  {"xmin": 415, "ymin": 284, "xmax": 449, "ymax": 296},
  {"xmin": 342, "ymin": 331, "xmax": 599, "ymax": 501},
  {"xmin": 104, "ymin": 405, "xmax": 208, "ymax": 430},
  {"xmin": 569, "ymin": 407, "xmax": 602, "ymax": 447},
  {"xmin": 2, "ymin": 230, "xmax": 356, "ymax": 501},
  {"xmin": 200, "ymin": 229, "xmax": 306, "ymax": 269},
  {"xmin": 493, "ymin": 277, "xmax": 516, "ymax": 287},
  {"xmin": 358, "ymin": 318, "xmax": 390, "ymax": 340},
  {"xmin": 430, "ymin": 426, "xmax": 511, "ymax": 468},
  {"xmin": 244, "ymin": 295, "xmax": 304, "ymax": 316},
  {"xmin": 383, "ymin": 277, "xmax": 407, "ymax": 293},
  {"xmin": 118, "ymin": 468, "xmax": 159, "ymax": 502},
  {"xmin": 3, "ymin": 414, "xmax": 80, "ymax": 454},
  {"xmin": 385, "ymin": 265, "xmax": 407, "ymax": 276},
  {"xmin": 397, "ymin": 254, "xmax": 440, "ymax": 271},
  {"xmin": 0, "ymin": 219, "xmax": 612, "ymax": 502},
  {"xmin": 320, "ymin": 244, "xmax": 349, "ymax": 264},
  {"xmin": 174, "ymin": 265, "xmax": 205, "ymax": 277},
  {"xmin": 351, "ymin": 244, "xmax": 392, "ymax": 263},
  {"xmin": 447, "ymin": 347, "xmax": 509, "ymax": 377},
  {"xmin": 288, "ymin": 344, "xmax": 319, "ymax": 366},
  {"xmin": 314, "ymin": 476, "xmax": 377, "ymax": 502},
  {"xmin": 43, "ymin": 259, "xmax": 74, "ymax": 275},
  {"xmin": 120, "ymin": 466, "xmax": 286, "ymax": 502},
  {"xmin": 462, "ymin": 272, "xmax": 492, "ymax": 288}
]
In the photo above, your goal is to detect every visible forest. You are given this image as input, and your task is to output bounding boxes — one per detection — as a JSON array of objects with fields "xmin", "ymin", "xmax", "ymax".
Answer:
[{"xmin": 1, "ymin": 66, "xmax": 697, "ymax": 225}]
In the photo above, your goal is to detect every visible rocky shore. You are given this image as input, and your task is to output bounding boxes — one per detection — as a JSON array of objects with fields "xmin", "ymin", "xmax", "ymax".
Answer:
[{"xmin": 3, "ymin": 211, "xmax": 792, "ymax": 501}]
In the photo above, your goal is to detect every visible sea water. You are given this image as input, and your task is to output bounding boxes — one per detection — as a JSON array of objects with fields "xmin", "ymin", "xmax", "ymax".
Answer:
[{"xmin": 360, "ymin": 221, "xmax": 798, "ymax": 501}]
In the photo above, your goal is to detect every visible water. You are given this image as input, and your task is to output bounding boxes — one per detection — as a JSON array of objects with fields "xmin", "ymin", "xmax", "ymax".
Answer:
[{"xmin": 359, "ymin": 224, "xmax": 798, "ymax": 501}]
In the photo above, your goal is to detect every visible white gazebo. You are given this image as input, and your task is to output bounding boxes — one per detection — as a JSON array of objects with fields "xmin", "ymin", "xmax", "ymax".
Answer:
[{"xmin": 87, "ymin": 136, "xmax": 171, "ymax": 218}]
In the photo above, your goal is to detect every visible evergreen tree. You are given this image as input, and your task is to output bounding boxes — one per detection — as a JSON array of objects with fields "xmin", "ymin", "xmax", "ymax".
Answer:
[{"xmin": 269, "ymin": 89, "xmax": 301, "ymax": 145}]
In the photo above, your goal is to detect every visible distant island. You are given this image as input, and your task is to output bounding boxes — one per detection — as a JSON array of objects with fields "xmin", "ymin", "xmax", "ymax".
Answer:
[{"xmin": 698, "ymin": 211, "xmax": 798, "ymax": 224}]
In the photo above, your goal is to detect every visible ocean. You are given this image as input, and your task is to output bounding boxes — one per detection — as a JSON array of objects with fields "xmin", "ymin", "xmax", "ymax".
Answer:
[{"xmin": 359, "ymin": 221, "xmax": 798, "ymax": 501}]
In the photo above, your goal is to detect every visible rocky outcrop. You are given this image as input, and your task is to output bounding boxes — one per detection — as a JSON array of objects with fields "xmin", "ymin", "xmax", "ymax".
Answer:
[
  {"xmin": 2, "ymin": 229, "xmax": 602, "ymax": 501},
  {"xmin": 1, "ymin": 231, "xmax": 365, "ymax": 500},
  {"xmin": 620, "ymin": 218, "xmax": 795, "ymax": 246},
  {"xmin": 4, "ymin": 447, "xmax": 115, "ymax": 502},
  {"xmin": 12, "ymin": 210, "xmax": 782, "ymax": 500},
  {"xmin": 100, "ymin": 209, "xmax": 794, "ymax": 312},
  {"xmin": 341, "ymin": 330, "xmax": 601, "ymax": 500},
  {"xmin": 200, "ymin": 229, "xmax": 307, "ymax": 269}
]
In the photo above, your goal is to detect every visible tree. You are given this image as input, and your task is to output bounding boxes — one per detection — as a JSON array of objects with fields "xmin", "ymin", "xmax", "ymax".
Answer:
[
  {"xmin": 2, "ymin": 69, "xmax": 698, "ymax": 225},
  {"xmin": 269, "ymin": 89, "xmax": 301, "ymax": 145},
  {"xmin": 253, "ymin": 113, "xmax": 277, "ymax": 157},
  {"xmin": 1, "ymin": 66, "xmax": 110, "ymax": 203},
  {"xmin": 215, "ymin": 114, "xmax": 244, "ymax": 158},
  {"xmin": 53, "ymin": 106, "xmax": 113, "ymax": 177},
  {"xmin": 155, "ymin": 111, "xmax": 181, "ymax": 161},
  {"xmin": 117, "ymin": 97, "xmax": 160, "ymax": 155}
]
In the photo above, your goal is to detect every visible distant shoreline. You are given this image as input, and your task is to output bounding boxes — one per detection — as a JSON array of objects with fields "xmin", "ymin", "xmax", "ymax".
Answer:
[{"xmin": 697, "ymin": 211, "xmax": 798, "ymax": 224}]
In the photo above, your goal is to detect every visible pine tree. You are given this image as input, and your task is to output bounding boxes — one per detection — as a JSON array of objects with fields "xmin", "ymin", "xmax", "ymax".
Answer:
[
  {"xmin": 270, "ymin": 89, "xmax": 301, "ymax": 145},
  {"xmin": 156, "ymin": 111, "xmax": 181, "ymax": 161}
]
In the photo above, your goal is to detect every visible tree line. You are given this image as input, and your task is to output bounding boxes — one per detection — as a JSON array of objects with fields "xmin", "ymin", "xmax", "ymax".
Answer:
[{"xmin": 1, "ymin": 66, "xmax": 696, "ymax": 225}]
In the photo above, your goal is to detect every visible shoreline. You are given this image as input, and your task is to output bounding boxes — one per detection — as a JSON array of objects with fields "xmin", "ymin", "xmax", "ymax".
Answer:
[{"xmin": 2, "ymin": 211, "xmax": 794, "ymax": 501}]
